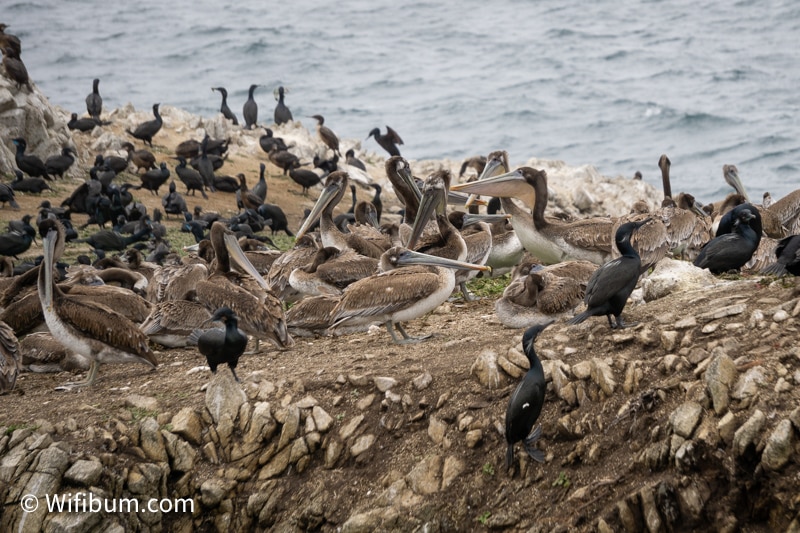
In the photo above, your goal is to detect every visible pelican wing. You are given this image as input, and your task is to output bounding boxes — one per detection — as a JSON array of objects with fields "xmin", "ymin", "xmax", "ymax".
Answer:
[
  {"xmin": 331, "ymin": 267, "xmax": 442, "ymax": 324},
  {"xmin": 0, "ymin": 320, "xmax": 19, "ymax": 393},
  {"xmin": 54, "ymin": 298, "xmax": 155, "ymax": 362},
  {"xmin": 287, "ymin": 295, "xmax": 341, "ymax": 329},
  {"xmin": 316, "ymin": 251, "xmax": 378, "ymax": 289},
  {"xmin": 556, "ymin": 218, "xmax": 614, "ymax": 253}
]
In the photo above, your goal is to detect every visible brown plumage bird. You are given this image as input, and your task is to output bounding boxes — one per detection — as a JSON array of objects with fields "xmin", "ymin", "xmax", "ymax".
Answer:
[
  {"xmin": 2, "ymin": 46, "xmax": 31, "ymax": 90},
  {"xmin": 311, "ymin": 114, "xmax": 341, "ymax": 156}
]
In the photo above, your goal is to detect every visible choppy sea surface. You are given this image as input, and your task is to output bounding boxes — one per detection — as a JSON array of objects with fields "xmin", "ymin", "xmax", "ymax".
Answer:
[{"xmin": 7, "ymin": 0, "xmax": 800, "ymax": 203}]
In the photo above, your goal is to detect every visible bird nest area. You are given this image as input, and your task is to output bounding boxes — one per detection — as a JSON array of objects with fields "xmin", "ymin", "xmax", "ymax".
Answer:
[{"xmin": 2, "ymin": 124, "xmax": 800, "ymax": 530}]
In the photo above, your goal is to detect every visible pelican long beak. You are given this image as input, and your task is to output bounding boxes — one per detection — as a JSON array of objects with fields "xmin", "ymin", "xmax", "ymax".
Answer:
[
  {"xmin": 223, "ymin": 232, "xmax": 269, "ymax": 291},
  {"xmin": 295, "ymin": 178, "xmax": 342, "ymax": 238},
  {"xmin": 464, "ymin": 155, "xmax": 510, "ymax": 207},
  {"xmin": 395, "ymin": 248, "xmax": 492, "ymax": 273},
  {"xmin": 461, "ymin": 213, "xmax": 511, "ymax": 228},
  {"xmin": 690, "ymin": 201, "xmax": 708, "ymax": 218},
  {"xmin": 451, "ymin": 168, "xmax": 536, "ymax": 208},
  {"xmin": 406, "ymin": 185, "xmax": 446, "ymax": 249},
  {"xmin": 724, "ymin": 165, "xmax": 749, "ymax": 202},
  {"xmin": 448, "ymin": 190, "xmax": 486, "ymax": 207}
]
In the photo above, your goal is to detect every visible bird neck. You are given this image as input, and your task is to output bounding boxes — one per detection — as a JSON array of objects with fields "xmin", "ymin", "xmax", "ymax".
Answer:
[{"xmin": 616, "ymin": 236, "xmax": 639, "ymax": 259}]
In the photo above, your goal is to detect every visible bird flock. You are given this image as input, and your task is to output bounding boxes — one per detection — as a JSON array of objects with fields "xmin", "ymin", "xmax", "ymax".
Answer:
[{"xmin": 3, "ymin": 20, "xmax": 800, "ymax": 475}]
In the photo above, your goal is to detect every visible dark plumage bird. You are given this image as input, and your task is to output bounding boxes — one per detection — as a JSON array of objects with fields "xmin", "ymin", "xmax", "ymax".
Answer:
[
  {"xmin": 694, "ymin": 206, "xmax": 761, "ymax": 274},
  {"xmin": 196, "ymin": 136, "xmax": 217, "ymax": 192},
  {"xmin": 715, "ymin": 201, "xmax": 763, "ymax": 238},
  {"xmin": 0, "ymin": 224, "xmax": 36, "ymax": 258},
  {"xmin": 568, "ymin": 219, "xmax": 650, "ymax": 329},
  {"xmin": 0, "ymin": 24, "xmax": 22, "ymax": 58},
  {"xmin": 45, "ymin": 146, "xmax": 76, "ymax": 178},
  {"xmin": 68, "ymin": 112, "xmax": 106, "ymax": 132},
  {"xmin": 10, "ymin": 169, "xmax": 50, "ymax": 193},
  {"xmin": 243, "ymin": 84, "xmax": 259, "ymax": 129},
  {"xmin": 126, "ymin": 103, "xmax": 163, "ymax": 147},
  {"xmin": 174, "ymin": 156, "xmax": 208, "ymax": 199},
  {"xmin": 345, "ymin": 148, "xmax": 366, "ymax": 171},
  {"xmin": 2, "ymin": 46, "xmax": 30, "ymax": 90},
  {"xmin": 258, "ymin": 203, "xmax": 293, "ymax": 236},
  {"xmin": 313, "ymin": 153, "xmax": 339, "ymax": 175},
  {"xmin": 122, "ymin": 142, "xmax": 156, "ymax": 173},
  {"xmin": 12, "ymin": 138, "xmax": 50, "ymax": 179},
  {"xmin": 103, "ymin": 152, "xmax": 129, "ymax": 174},
  {"xmin": 213, "ymin": 174, "xmax": 239, "ymax": 193},
  {"xmin": 0, "ymin": 183, "xmax": 18, "ymax": 209},
  {"xmin": 194, "ymin": 307, "xmax": 248, "ymax": 381},
  {"xmin": 367, "ymin": 126, "xmax": 403, "ymax": 157},
  {"xmin": 268, "ymin": 145, "xmax": 300, "ymax": 175},
  {"xmin": 161, "ymin": 181, "xmax": 187, "ymax": 217},
  {"xmin": 73, "ymin": 227, "xmax": 151, "ymax": 252},
  {"xmin": 259, "ymin": 127, "xmax": 288, "ymax": 155},
  {"xmin": 251, "ymin": 163, "xmax": 268, "ymax": 203},
  {"xmin": 505, "ymin": 320, "xmax": 552, "ymax": 470},
  {"xmin": 762, "ymin": 235, "xmax": 800, "ymax": 276},
  {"xmin": 289, "ymin": 164, "xmax": 322, "ymax": 196},
  {"xmin": 139, "ymin": 162, "xmax": 170, "ymax": 195},
  {"xmin": 273, "ymin": 86, "xmax": 293, "ymax": 125},
  {"xmin": 311, "ymin": 114, "xmax": 341, "ymax": 156},
  {"xmin": 212, "ymin": 87, "xmax": 238, "ymax": 125},
  {"xmin": 86, "ymin": 78, "xmax": 102, "ymax": 120},
  {"xmin": 369, "ymin": 183, "xmax": 383, "ymax": 222}
]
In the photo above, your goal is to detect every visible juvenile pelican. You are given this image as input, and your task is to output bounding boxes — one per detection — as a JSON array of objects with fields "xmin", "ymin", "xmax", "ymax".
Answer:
[
  {"xmin": 452, "ymin": 166, "xmax": 613, "ymax": 265},
  {"xmin": 295, "ymin": 171, "xmax": 388, "ymax": 259},
  {"xmin": 329, "ymin": 247, "xmax": 491, "ymax": 344},
  {"xmin": 38, "ymin": 223, "xmax": 157, "ymax": 389}
]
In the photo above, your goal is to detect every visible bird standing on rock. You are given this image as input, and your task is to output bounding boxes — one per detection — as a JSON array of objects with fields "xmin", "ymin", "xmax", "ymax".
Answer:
[
  {"xmin": 126, "ymin": 103, "xmax": 163, "ymax": 147},
  {"xmin": 12, "ymin": 138, "xmax": 50, "ymax": 180},
  {"xmin": 273, "ymin": 86, "xmax": 292, "ymax": 125},
  {"xmin": 311, "ymin": 115, "xmax": 341, "ymax": 157},
  {"xmin": 86, "ymin": 78, "xmax": 102, "ymax": 120},
  {"xmin": 505, "ymin": 320, "xmax": 552, "ymax": 471},
  {"xmin": 694, "ymin": 205, "xmax": 761, "ymax": 274},
  {"xmin": 243, "ymin": 84, "xmax": 259, "ymax": 129},
  {"xmin": 194, "ymin": 307, "xmax": 248, "ymax": 382},
  {"xmin": 367, "ymin": 126, "xmax": 403, "ymax": 157},
  {"xmin": 568, "ymin": 219, "xmax": 650, "ymax": 329},
  {"xmin": 212, "ymin": 87, "xmax": 238, "ymax": 125}
]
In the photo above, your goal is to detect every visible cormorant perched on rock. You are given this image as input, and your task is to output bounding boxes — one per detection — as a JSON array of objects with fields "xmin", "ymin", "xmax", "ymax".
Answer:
[
  {"xmin": 0, "ymin": 24, "xmax": 22, "ymax": 58},
  {"xmin": 243, "ymin": 84, "xmax": 259, "ymax": 129},
  {"xmin": 196, "ymin": 136, "xmax": 217, "ymax": 192},
  {"xmin": 273, "ymin": 86, "xmax": 292, "ymax": 125},
  {"xmin": 694, "ymin": 206, "xmax": 761, "ymax": 274},
  {"xmin": 0, "ymin": 224, "xmax": 35, "ymax": 258},
  {"xmin": 313, "ymin": 153, "xmax": 338, "ymax": 175},
  {"xmin": 369, "ymin": 184, "xmax": 383, "ymax": 222},
  {"xmin": 568, "ymin": 219, "xmax": 650, "ymax": 329},
  {"xmin": 126, "ymin": 103, "xmax": 162, "ymax": 147},
  {"xmin": 761, "ymin": 235, "xmax": 800, "ymax": 276},
  {"xmin": 10, "ymin": 169, "xmax": 50, "ymax": 193},
  {"xmin": 505, "ymin": 320, "xmax": 552, "ymax": 471},
  {"xmin": 258, "ymin": 203, "xmax": 293, "ymax": 236},
  {"xmin": 86, "ymin": 78, "xmax": 102, "ymax": 120},
  {"xmin": 212, "ymin": 87, "xmax": 238, "ymax": 125},
  {"xmin": 45, "ymin": 147, "xmax": 76, "ymax": 178},
  {"xmin": 311, "ymin": 115, "xmax": 341, "ymax": 156},
  {"xmin": 174, "ymin": 156, "xmax": 208, "ymax": 199},
  {"xmin": 345, "ymin": 149, "xmax": 366, "ymax": 171},
  {"xmin": 12, "ymin": 138, "xmax": 49, "ymax": 180},
  {"xmin": 122, "ymin": 142, "xmax": 156, "ymax": 173},
  {"xmin": 73, "ymin": 227, "xmax": 152, "ymax": 252},
  {"xmin": 367, "ymin": 126, "xmax": 403, "ymax": 157},
  {"xmin": 139, "ymin": 162, "xmax": 170, "ymax": 195},
  {"xmin": 68, "ymin": 112, "xmax": 105, "ymax": 132},
  {"xmin": 194, "ymin": 306, "xmax": 248, "ymax": 381},
  {"xmin": 259, "ymin": 127, "xmax": 288, "ymax": 155},
  {"xmin": 2, "ymin": 46, "xmax": 30, "ymax": 90},
  {"xmin": 268, "ymin": 145, "xmax": 300, "ymax": 175}
]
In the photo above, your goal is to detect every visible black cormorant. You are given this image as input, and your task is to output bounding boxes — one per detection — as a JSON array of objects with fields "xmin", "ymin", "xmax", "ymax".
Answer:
[
  {"xmin": 761, "ymin": 235, "xmax": 800, "ymax": 276},
  {"xmin": 126, "ymin": 103, "xmax": 163, "ymax": 147},
  {"xmin": 568, "ymin": 219, "xmax": 650, "ymax": 329},
  {"xmin": 212, "ymin": 87, "xmax": 238, "ymax": 125},
  {"xmin": 367, "ymin": 126, "xmax": 403, "ymax": 157},
  {"xmin": 311, "ymin": 115, "xmax": 340, "ymax": 156},
  {"xmin": 86, "ymin": 78, "xmax": 102, "ymax": 120},
  {"xmin": 12, "ymin": 138, "xmax": 49, "ymax": 179},
  {"xmin": 243, "ymin": 84, "xmax": 259, "ymax": 129},
  {"xmin": 273, "ymin": 86, "xmax": 292, "ymax": 125},
  {"xmin": 505, "ymin": 320, "xmax": 552, "ymax": 470},
  {"xmin": 694, "ymin": 206, "xmax": 760, "ymax": 274}
]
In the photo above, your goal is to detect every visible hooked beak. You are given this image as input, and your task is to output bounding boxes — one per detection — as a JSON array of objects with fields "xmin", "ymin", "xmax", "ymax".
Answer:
[
  {"xmin": 451, "ymin": 168, "xmax": 535, "ymax": 208},
  {"xmin": 295, "ymin": 178, "xmax": 342, "ymax": 239},
  {"xmin": 395, "ymin": 248, "xmax": 492, "ymax": 273}
]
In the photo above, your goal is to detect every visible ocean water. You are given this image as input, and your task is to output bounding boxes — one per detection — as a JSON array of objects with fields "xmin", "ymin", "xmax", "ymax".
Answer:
[{"xmin": 7, "ymin": 0, "xmax": 800, "ymax": 204}]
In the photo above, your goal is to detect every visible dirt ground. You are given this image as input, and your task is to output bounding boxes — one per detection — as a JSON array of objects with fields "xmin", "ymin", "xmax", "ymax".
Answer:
[{"xmin": 1, "ymin": 114, "xmax": 799, "ymax": 531}]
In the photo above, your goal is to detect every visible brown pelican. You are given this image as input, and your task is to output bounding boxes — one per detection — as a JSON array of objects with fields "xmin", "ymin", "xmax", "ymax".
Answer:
[
  {"xmin": 329, "ymin": 246, "xmax": 490, "ymax": 343},
  {"xmin": 495, "ymin": 260, "xmax": 597, "ymax": 328},
  {"xmin": 267, "ymin": 234, "xmax": 321, "ymax": 303},
  {"xmin": 140, "ymin": 300, "xmax": 215, "ymax": 348},
  {"xmin": 449, "ymin": 212, "xmax": 509, "ymax": 300},
  {"xmin": 406, "ymin": 169, "xmax": 467, "ymax": 257},
  {"xmin": 194, "ymin": 222, "xmax": 293, "ymax": 351},
  {"xmin": 19, "ymin": 331, "xmax": 89, "ymax": 373},
  {"xmin": 766, "ymin": 189, "xmax": 800, "ymax": 235},
  {"xmin": 719, "ymin": 165, "xmax": 786, "ymax": 238},
  {"xmin": 286, "ymin": 294, "xmax": 344, "ymax": 337},
  {"xmin": 451, "ymin": 166, "xmax": 613, "ymax": 265},
  {"xmin": 38, "ymin": 223, "xmax": 158, "ymax": 389},
  {"xmin": 288, "ymin": 246, "xmax": 378, "ymax": 297},
  {"xmin": 296, "ymin": 171, "xmax": 388, "ymax": 259},
  {"xmin": 0, "ymin": 320, "xmax": 19, "ymax": 393}
]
